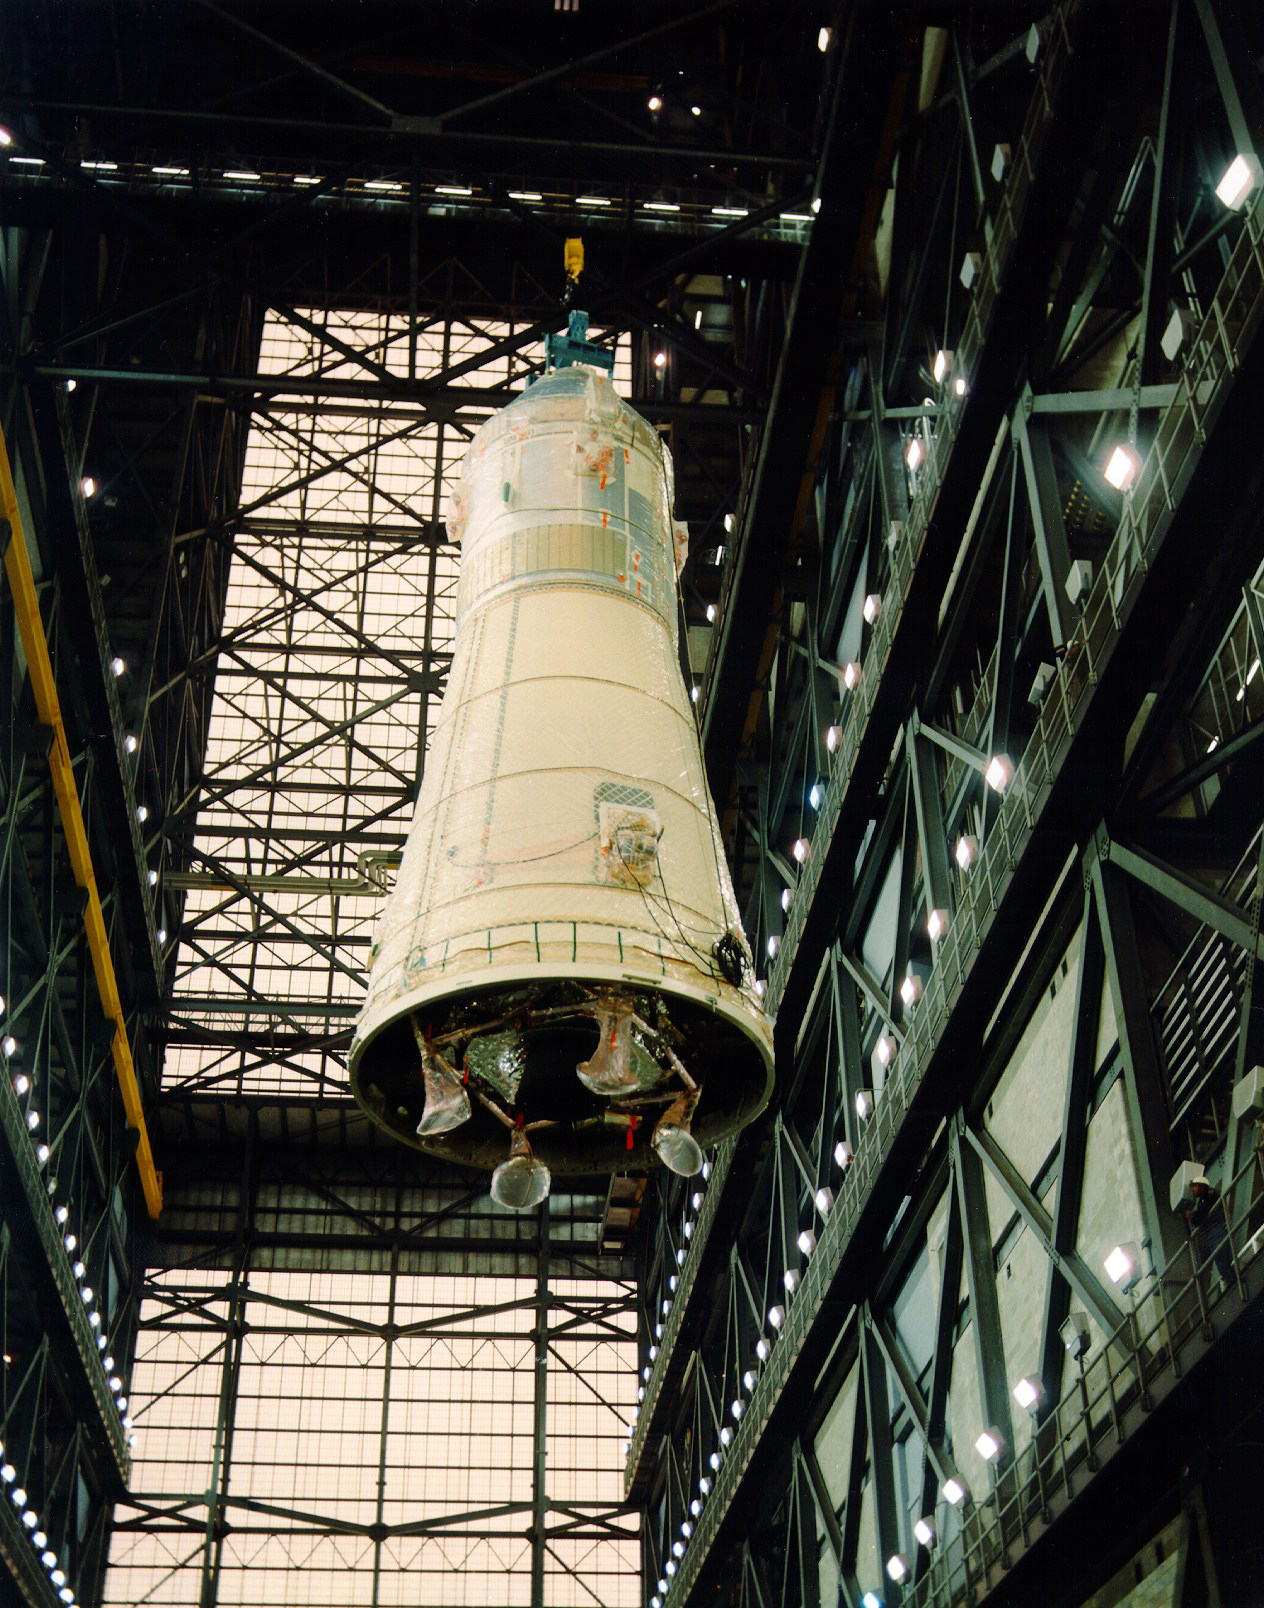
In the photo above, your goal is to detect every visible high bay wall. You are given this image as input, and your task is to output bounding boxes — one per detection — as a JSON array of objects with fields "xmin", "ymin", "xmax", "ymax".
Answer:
[{"xmin": 2, "ymin": 4, "xmax": 1264, "ymax": 1608}]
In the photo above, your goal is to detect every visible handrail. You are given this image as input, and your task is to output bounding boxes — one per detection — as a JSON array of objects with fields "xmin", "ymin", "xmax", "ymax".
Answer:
[{"xmin": 0, "ymin": 422, "xmax": 163, "ymax": 1218}]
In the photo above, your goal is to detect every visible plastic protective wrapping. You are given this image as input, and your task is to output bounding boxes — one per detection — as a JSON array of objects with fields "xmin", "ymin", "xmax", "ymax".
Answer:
[{"xmin": 351, "ymin": 364, "xmax": 773, "ymax": 1175}]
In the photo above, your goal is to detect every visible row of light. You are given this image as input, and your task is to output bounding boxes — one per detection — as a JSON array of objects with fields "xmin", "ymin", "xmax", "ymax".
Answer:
[
  {"xmin": 878, "ymin": 1242, "xmax": 1146, "ymax": 1588},
  {"xmin": 0, "ymin": 1446, "xmax": 81, "ymax": 1606},
  {"xmin": 646, "ymin": 1149, "xmax": 853, "ymax": 1600},
  {"xmin": 650, "ymin": 116, "xmax": 1255, "ymax": 1608},
  {"xmin": 3, "ymin": 134, "xmax": 817, "ymax": 231},
  {"xmin": 5, "ymin": 1044, "xmax": 137, "ymax": 1454},
  {"xmin": 75, "ymin": 481, "xmax": 168, "ymax": 935},
  {"xmin": 640, "ymin": 1038, "xmax": 1122, "ymax": 1596}
]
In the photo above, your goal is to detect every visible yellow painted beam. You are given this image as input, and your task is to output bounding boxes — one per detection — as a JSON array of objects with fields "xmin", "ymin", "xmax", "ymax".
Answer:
[{"xmin": 0, "ymin": 424, "xmax": 163, "ymax": 1218}]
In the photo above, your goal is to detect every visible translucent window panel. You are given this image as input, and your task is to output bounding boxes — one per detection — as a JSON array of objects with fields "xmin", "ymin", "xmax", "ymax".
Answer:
[
  {"xmin": 106, "ymin": 1259, "xmax": 636, "ymax": 1608},
  {"xmin": 170, "ymin": 306, "xmax": 629, "ymax": 1098}
]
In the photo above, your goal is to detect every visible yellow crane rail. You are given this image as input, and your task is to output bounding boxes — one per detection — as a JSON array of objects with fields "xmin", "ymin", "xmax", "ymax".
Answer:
[{"xmin": 0, "ymin": 422, "xmax": 162, "ymax": 1218}]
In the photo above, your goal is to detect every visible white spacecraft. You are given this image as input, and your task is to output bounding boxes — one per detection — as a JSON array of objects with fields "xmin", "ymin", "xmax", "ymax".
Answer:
[{"xmin": 350, "ymin": 315, "xmax": 773, "ymax": 1207}]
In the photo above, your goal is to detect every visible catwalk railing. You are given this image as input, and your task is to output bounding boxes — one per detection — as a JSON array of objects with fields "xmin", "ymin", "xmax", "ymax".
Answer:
[
  {"xmin": 629, "ymin": 131, "xmax": 1264, "ymax": 1608},
  {"xmin": 905, "ymin": 1140, "xmax": 1264, "ymax": 1608},
  {"xmin": 628, "ymin": 0, "xmax": 1081, "ymax": 1493}
]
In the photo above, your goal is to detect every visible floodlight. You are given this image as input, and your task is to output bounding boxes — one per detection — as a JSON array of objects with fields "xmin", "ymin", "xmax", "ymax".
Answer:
[
  {"xmin": 815, "ymin": 1187, "xmax": 834, "ymax": 1215},
  {"xmin": 862, "ymin": 1593, "xmax": 883, "ymax": 1608},
  {"xmin": 974, "ymin": 1427, "xmax": 1003, "ymax": 1461},
  {"xmin": 1028, "ymin": 662, "xmax": 1055, "ymax": 705},
  {"xmin": 709, "ymin": 1450, "xmax": 722, "ymax": 1469},
  {"xmin": 808, "ymin": 781, "xmax": 823, "ymax": 810},
  {"xmin": 825, "ymin": 723, "xmax": 842, "ymax": 753},
  {"xmin": 1161, "ymin": 306, "xmax": 1195, "ymax": 361},
  {"xmin": 1065, "ymin": 558, "xmax": 1093, "ymax": 606},
  {"xmin": 719, "ymin": 1427, "xmax": 731, "ymax": 1446},
  {"xmin": 1012, "ymin": 1375, "xmax": 1042, "ymax": 1410},
  {"xmin": 743, "ymin": 1369, "xmax": 756, "ymax": 1390},
  {"xmin": 875, "ymin": 1033, "xmax": 894, "ymax": 1067},
  {"xmin": 673, "ymin": 1540, "xmax": 685, "ymax": 1557},
  {"xmin": 1103, "ymin": 444, "xmax": 1138, "ymax": 491},
  {"xmin": 927, "ymin": 908, "xmax": 948, "ymax": 942},
  {"xmin": 1105, "ymin": 1242, "xmax": 1141, "ymax": 1292},
  {"xmin": 653, "ymin": 351, "xmax": 667, "ymax": 369},
  {"xmin": 157, "ymin": 927, "xmax": 167, "ymax": 944},
  {"xmin": 991, "ymin": 143, "xmax": 1011, "ymax": 182},
  {"xmin": 955, "ymin": 835, "xmax": 978, "ymax": 871},
  {"xmin": 783, "ymin": 1268, "xmax": 799, "ymax": 1292},
  {"xmin": 36, "ymin": 1143, "xmax": 49, "ymax": 1165},
  {"xmin": 960, "ymin": 252, "xmax": 982, "ymax": 289},
  {"xmin": 834, "ymin": 1139, "xmax": 853, "ymax": 1168},
  {"xmin": 109, "ymin": 656, "xmax": 125, "ymax": 677},
  {"xmin": 985, "ymin": 754, "xmax": 1013, "ymax": 791},
  {"xmin": 136, "ymin": 804, "xmax": 148, "ymax": 823},
  {"xmin": 797, "ymin": 1229, "xmax": 817, "ymax": 1257},
  {"xmin": 767, "ymin": 1304, "xmax": 785, "ymax": 1329},
  {"xmin": 954, "ymin": 374, "xmax": 968, "ymax": 397},
  {"xmin": 913, "ymin": 1517, "xmax": 936, "ymax": 1547},
  {"xmin": 148, "ymin": 869, "xmax": 159, "ymax": 886},
  {"xmin": 904, "ymin": 437, "xmax": 924, "ymax": 471},
  {"xmin": 690, "ymin": 1498, "xmax": 702, "ymax": 1516},
  {"xmin": 792, "ymin": 837, "xmax": 809, "ymax": 863},
  {"xmin": 26, "ymin": 1109, "xmax": 39, "ymax": 1131},
  {"xmin": 12, "ymin": 1072, "xmax": 28, "ymax": 1095},
  {"xmin": 863, "ymin": 593, "xmax": 881, "ymax": 624},
  {"xmin": 933, "ymin": 348, "xmax": 952, "ymax": 384},
  {"xmin": 81, "ymin": 476, "xmax": 97, "ymax": 498},
  {"xmin": 1059, "ymin": 1312, "xmax": 1090, "ymax": 1359},
  {"xmin": 817, "ymin": 26, "xmax": 832, "ymax": 51},
  {"xmin": 648, "ymin": 1345, "xmax": 658, "ymax": 1360},
  {"xmin": 705, "ymin": 603, "xmax": 716, "ymax": 623},
  {"xmin": 124, "ymin": 733, "xmax": 138, "ymax": 754},
  {"xmin": 723, "ymin": 513, "xmax": 735, "ymax": 534},
  {"xmin": 681, "ymin": 1520, "xmax": 693, "ymax": 1537},
  {"xmin": 730, "ymin": 1398, "xmax": 743, "ymax": 1419},
  {"xmin": 1215, "ymin": 152, "xmax": 1262, "ymax": 211},
  {"xmin": 0, "ymin": 127, "xmax": 11, "ymax": 148},
  {"xmin": 767, "ymin": 936, "xmax": 779, "ymax": 960},
  {"xmin": 855, "ymin": 1088, "xmax": 874, "ymax": 1120},
  {"xmin": 781, "ymin": 887, "xmax": 792, "ymax": 913},
  {"xmin": 887, "ymin": 1555, "xmax": 909, "ymax": 1583},
  {"xmin": 648, "ymin": 94, "xmax": 663, "ymax": 112},
  {"xmin": 900, "ymin": 973, "xmax": 921, "ymax": 1007},
  {"xmin": 11, "ymin": 1486, "xmax": 26, "ymax": 1506},
  {"xmin": 755, "ymin": 1338, "xmax": 770, "ymax": 1361},
  {"xmin": 841, "ymin": 660, "xmax": 861, "ymax": 690},
  {"xmin": 1231, "ymin": 1067, "xmax": 1264, "ymax": 1123}
]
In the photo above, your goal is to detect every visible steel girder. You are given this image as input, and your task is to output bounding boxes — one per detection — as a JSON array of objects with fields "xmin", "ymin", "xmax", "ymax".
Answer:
[{"xmin": 633, "ymin": 5, "xmax": 1264, "ymax": 1605}]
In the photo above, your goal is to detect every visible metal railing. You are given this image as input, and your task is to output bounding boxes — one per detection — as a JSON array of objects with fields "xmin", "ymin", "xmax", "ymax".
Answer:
[
  {"xmin": 626, "ymin": 0, "xmax": 1084, "ymax": 1502},
  {"xmin": 906, "ymin": 1142, "xmax": 1264, "ymax": 1608},
  {"xmin": 634, "ymin": 97, "xmax": 1264, "ymax": 1608}
]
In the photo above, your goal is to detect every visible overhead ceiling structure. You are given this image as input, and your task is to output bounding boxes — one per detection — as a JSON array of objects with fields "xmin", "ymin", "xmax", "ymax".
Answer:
[{"xmin": 2, "ymin": 4, "xmax": 1264, "ymax": 1608}]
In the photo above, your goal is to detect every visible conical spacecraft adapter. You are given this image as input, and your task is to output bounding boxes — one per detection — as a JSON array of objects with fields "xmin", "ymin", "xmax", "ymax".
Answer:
[{"xmin": 350, "ymin": 321, "xmax": 773, "ymax": 1200}]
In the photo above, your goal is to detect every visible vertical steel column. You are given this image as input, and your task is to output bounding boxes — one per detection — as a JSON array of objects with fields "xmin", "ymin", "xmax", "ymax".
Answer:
[
  {"xmin": 950, "ymin": 1118, "xmax": 1014, "ymax": 1459},
  {"xmin": 1090, "ymin": 834, "xmax": 1183, "ymax": 1263},
  {"xmin": 1013, "ymin": 394, "xmax": 1072, "ymax": 650},
  {"xmin": 198, "ymin": 1117, "xmax": 257, "ymax": 1608},
  {"xmin": 530, "ymin": 1199, "xmax": 550, "ymax": 1608},
  {"xmin": 1038, "ymin": 882, "xmax": 1105, "ymax": 1407}
]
